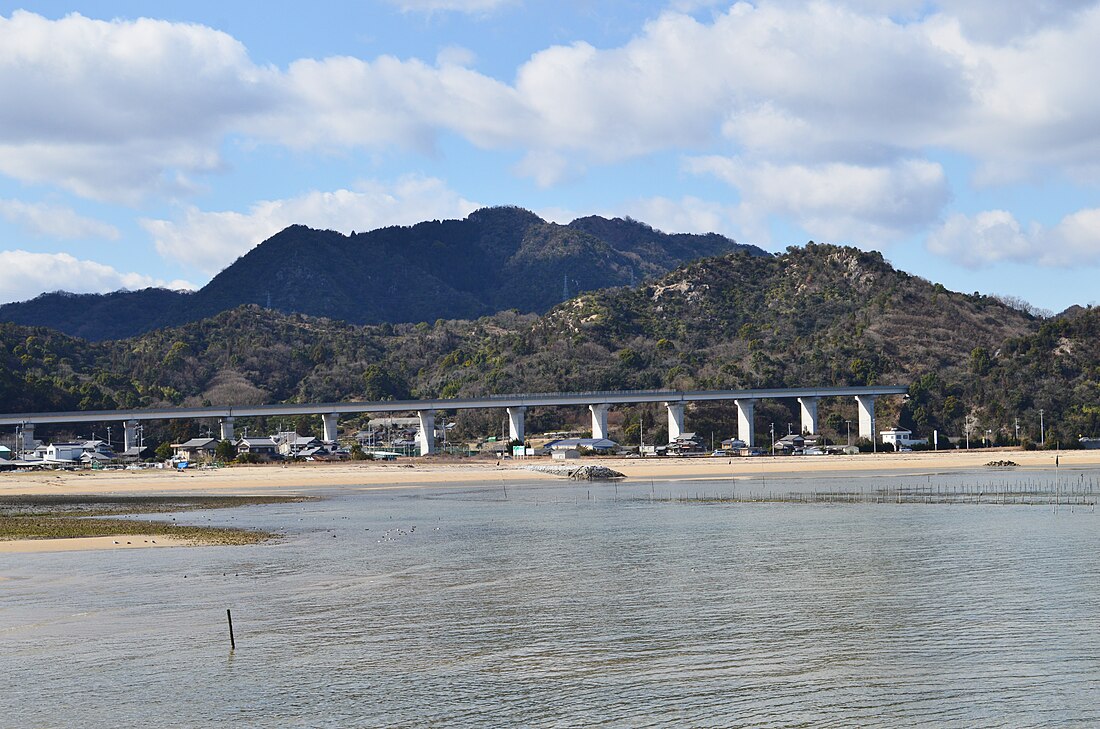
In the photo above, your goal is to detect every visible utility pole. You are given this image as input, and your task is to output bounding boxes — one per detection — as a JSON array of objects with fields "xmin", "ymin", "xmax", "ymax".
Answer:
[
  {"xmin": 1014, "ymin": 417, "xmax": 1019, "ymax": 444},
  {"xmin": 845, "ymin": 420, "xmax": 851, "ymax": 446},
  {"xmin": 1040, "ymin": 409, "xmax": 1045, "ymax": 446}
]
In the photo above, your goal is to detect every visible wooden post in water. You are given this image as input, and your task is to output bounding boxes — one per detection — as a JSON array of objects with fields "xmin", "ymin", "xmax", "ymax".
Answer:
[{"xmin": 227, "ymin": 608, "xmax": 236, "ymax": 650}]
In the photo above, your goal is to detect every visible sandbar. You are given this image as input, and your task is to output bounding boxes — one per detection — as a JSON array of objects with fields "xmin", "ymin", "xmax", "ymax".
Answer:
[{"xmin": 0, "ymin": 534, "xmax": 196, "ymax": 554}]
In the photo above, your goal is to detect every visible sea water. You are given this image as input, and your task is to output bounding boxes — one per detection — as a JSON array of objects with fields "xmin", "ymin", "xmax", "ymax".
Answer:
[{"xmin": 3, "ymin": 470, "xmax": 1100, "ymax": 727}]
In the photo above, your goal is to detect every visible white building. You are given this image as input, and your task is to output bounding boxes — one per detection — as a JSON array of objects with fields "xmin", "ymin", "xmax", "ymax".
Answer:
[
  {"xmin": 45, "ymin": 442, "xmax": 86, "ymax": 462},
  {"xmin": 880, "ymin": 428, "xmax": 928, "ymax": 448}
]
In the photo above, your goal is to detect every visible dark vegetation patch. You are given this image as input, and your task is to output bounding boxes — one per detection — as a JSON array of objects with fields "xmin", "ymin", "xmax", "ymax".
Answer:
[{"xmin": 0, "ymin": 495, "xmax": 312, "ymax": 544}]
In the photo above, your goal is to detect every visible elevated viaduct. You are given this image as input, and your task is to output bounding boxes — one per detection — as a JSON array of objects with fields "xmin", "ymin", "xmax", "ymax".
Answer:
[{"xmin": 0, "ymin": 385, "xmax": 907, "ymax": 456}]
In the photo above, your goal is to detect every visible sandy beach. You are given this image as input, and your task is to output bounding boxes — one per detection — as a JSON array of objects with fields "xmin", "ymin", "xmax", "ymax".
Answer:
[
  {"xmin": 3, "ymin": 448, "xmax": 1097, "ymax": 554},
  {"xmin": 2, "ymin": 447, "xmax": 1096, "ymax": 496}
]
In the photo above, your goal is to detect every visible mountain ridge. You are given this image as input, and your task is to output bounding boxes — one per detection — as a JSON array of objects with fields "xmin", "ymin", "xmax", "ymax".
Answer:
[{"xmin": 0, "ymin": 207, "xmax": 765, "ymax": 341}]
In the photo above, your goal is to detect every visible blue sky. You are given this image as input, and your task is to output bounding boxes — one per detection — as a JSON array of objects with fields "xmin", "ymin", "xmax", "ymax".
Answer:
[{"xmin": 1, "ymin": 1, "xmax": 1099, "ymax": 313}]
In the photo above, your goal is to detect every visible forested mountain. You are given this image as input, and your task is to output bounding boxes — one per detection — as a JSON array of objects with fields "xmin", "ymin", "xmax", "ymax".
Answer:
[
  {"xmin": 5, "ymin": 242, "xmax": 1092, "ymax": 450},
  {"xmin": 0, "ymin": 207, "xmax": 763, "ymax": 341}
]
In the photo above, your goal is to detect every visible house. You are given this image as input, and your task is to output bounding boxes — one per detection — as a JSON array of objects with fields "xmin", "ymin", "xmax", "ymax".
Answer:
[
  {"xmin": 172, "ymin": 437, "xmax": 219, "ymax": 462},
  {"xmin": 667, "ymin": 433, "xmax": 704, "ymax": 456},
  {"xmin": 45, "ymin": 442, "xmax": 87, "ymax": 463},
  {"xmin": 773, "ymin": 434, "xmax": 805, "ymax": 453},
  {"xmin": 880, "ymin": 428, "xmax": 928, "ymax": 449},
  {"xmin": 540, "ymin": 438, "xmax": 619, "ymax": 455},
  {"xmin": 236, "ymin": 436, "xmax": 279, "ymax": 457},
  {"xmin": 276, "ymin": 433, "xmax": 323, "ymax": 458},
  {"xmin": 721, "ymin": 438, "xmax": 747, "ymax": 451}
]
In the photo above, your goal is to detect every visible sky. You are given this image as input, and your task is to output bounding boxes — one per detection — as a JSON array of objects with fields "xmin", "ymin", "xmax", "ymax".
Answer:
[{"xmin": 1, "ymin": 1, "xmax": 1099, "ymax": 313}]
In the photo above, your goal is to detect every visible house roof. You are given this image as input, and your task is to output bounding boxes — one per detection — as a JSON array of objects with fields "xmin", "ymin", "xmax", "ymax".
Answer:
[
  {"xmin": 238, "ymin": 437, "xmax": 278, "ymax": 447},
  {"xmin": 174, "ymin": 438, "xmax": 219, "ymax": 449}
]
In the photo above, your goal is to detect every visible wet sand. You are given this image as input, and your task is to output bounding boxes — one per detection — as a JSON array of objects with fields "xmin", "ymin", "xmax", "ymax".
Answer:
[{"xmin": 0, "ymin": 534, "xmax": 196, "ymax": 554}]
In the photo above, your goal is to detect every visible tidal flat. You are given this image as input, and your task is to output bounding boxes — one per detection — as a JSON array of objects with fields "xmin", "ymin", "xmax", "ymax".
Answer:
[{"xmin": 0, "ymin": 494, "xmax": 313, "ymax": 545}]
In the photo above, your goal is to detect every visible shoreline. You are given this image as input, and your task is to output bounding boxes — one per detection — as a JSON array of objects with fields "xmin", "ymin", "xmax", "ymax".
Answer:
[
  {"xmin": 1, "ymin": 448, "xmax": 1095, "ymax": 497},
  {"xmin": 2, "ymin": 449, "xmax": 1095, "ymax": 554},
  {"xmin": 2, "ymin": 444, "xmax": 1091, "ymax": 496}
]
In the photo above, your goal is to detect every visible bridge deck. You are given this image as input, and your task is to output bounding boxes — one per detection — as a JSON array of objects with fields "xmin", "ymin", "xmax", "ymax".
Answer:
[{"xmin": 0, "ymin": 385, "xmax": 908, "ymax": 426}]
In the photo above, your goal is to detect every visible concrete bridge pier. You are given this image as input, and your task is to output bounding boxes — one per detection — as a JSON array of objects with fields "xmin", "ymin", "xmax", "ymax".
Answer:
[
  {"xmin": 736, "ymin": 399, "xmax": 756, "ymax": 447},
  {"xmin": 507, "ymin": 406, "xmax": 526, "ymax": 443},
  {"xmin": 124, "ymin": 419, "xmax": 140, "ymax": 451},
  {"xmin": 219, "ymin": 417, "xmax": 235, "ymax": 442},
  {"xmin": 321, "ymin": 413, "xmax": 338, "ymax": 443},
  {"xmin": 590, "ymin": 404, "xmax": 611, "ymax": 440},
  {"xmin": 417, "ymin": 411, "xmax": 435, "ymax": 455},
  {"xmin": 854, "ymin": 395, "xmax": 875, "ymax": 441},
  {"xmin": 665, "ymin": 402, "xmax": 685, "ymax": 443},
  {"xmin": 798, "ymin": 397, "xmax": 819, "ymax": 435}
]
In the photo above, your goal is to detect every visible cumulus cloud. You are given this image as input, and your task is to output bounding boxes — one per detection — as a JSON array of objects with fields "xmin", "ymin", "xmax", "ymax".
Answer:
[
  {"xmin": 0, "ymin": 250, "xmax": 195, "ymax": 304},
  {"xmin": 0, "ymin": 10, "xmax": 273, "ymax": 203},
  {"xmin": 4, "ymin": 4, "xmax": 1100, "ymax": 269},
  {"xmin": 4, "ymin": 5, "xmax": 1100, "ymax": 192},
  {"xmin": 142, "ymin": 176, "xmax": 479, "ymax": 275},
  {"xmin": 619, "ymin": 196, "xmax": 739, "ymax": 238},
  {"xmin": 927, "ymin": 208, "xmax": 1100, "ymax": 267},
  {"xmin": 0, "ymin": 199, "xmax": 119, "ymax": 239},
  {"xmin": 688, "ymin": 156, "xmax": 950, "ymax": 245}
]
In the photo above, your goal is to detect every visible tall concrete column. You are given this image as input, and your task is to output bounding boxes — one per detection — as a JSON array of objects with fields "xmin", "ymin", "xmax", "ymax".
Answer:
[
  {"xmin": 736, "ymin": 399, "xmax": 756, "ymax": 447},
  {"xmin": 854, "ymin": 395, "xmax": 875, "ymax": 441},
  {"xmin": 590, "ymin": 404, "xmax": 611, "ymax": 440},
  {"xmin": 321, "ymin": 413, "xmax": 338, "ymax": 443},
  {"xmin": 798, "ymin": 397, "xmax": 819, "ymax": 435},
  {"xmin": 219, "ymin": 417, "xmax": 235, "ymax": 442},
  {"xmin": 507, "ymin": 406, "xmax": 526, "ymax": 443},
  {"xmin": 665, "ymin": 402, "xmax": 685, "ymax": 443},
  {"xmin": 124, "ymin": 419, "xmax": 140, "ymax": 451},
  {"xmin": 417, "ymin": 411, "xmax": 436, "ymax": 455}
]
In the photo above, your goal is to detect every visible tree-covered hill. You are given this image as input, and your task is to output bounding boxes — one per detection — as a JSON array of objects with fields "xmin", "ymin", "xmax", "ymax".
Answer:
[
  {"xmin": 0, "ymin": 207, "xmax": 763, "ymax": 341},
  {"xmin": 3, "ymin": 242, "xmax": 1090, "ymax": 449}
]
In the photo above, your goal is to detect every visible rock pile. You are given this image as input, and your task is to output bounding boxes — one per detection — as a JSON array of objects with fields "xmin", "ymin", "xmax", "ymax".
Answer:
[
  {"xmin": 568, "ymin": 465, "xmax": 625, "ymax": 480},
  {"xmin": 985, "ymin": 460, "xmax": 1019, "ymax": 468}
]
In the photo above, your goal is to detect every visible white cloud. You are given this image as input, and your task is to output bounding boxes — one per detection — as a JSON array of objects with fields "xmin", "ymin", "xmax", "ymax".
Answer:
[
  {"xmin": 927, "ymin": 207, "xmax": 1100, "ymax": 267},
  {"xmin": 3, "ymin": 5, "xmax": 1100, "ymax": 194},
  {"xmin": 2, "ymin": 4, "xmax": 1100, "ymax": 273},
  {"xmin": 688, "ymin": 156, "xmax": 950, "ymax": 245},
  {"xmin": 0, "ymin": 10, "xmax": 273, "ymax": 203},
  {"xmin": 0, "ymin": 199, "xmax": 119, "ymax": 240},
  {"xmin": 619, "ymin": 196, "xmax": 739, "ymax": 238},
  {"xmin": 0, "ymin": 250, "xmax": 195, "ymax": 304},
  {"xmin": 512, "ymin": 150, "xmax": 580, "ymax": 188},
  {"xmin": 142, "ymin": 176, "xmax": 480, "ymax": 275}
]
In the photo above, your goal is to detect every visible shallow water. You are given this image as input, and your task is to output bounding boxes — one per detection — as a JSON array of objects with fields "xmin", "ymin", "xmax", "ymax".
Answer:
[{"xmin": 3, "ymin": 470, "xmax": 1100, "ymax": 727}]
